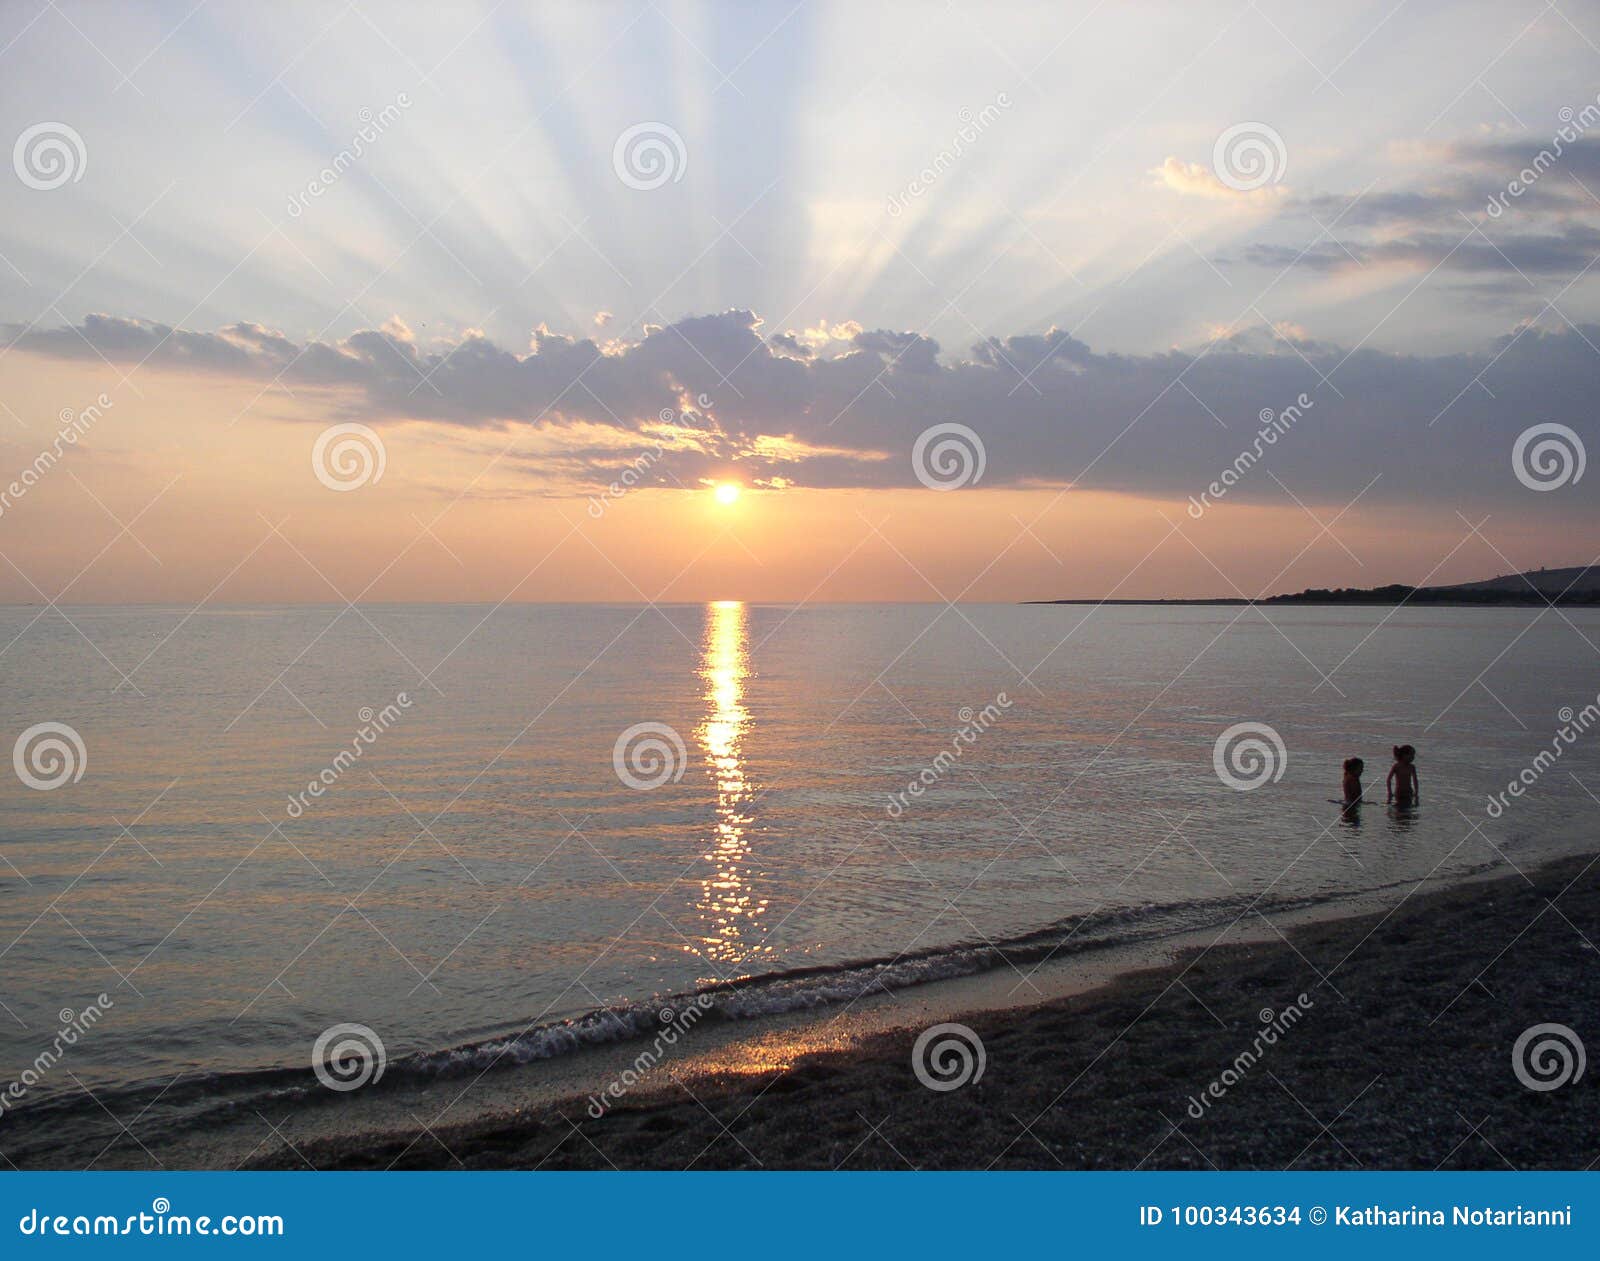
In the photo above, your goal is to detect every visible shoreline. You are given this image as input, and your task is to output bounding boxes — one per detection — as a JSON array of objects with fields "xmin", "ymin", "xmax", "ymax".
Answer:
[
  {"xmin": 1024, "ymin": 598, "xmax": 1600, "ymax": 607},
  {"xmin": 257, "ymin": 851, "xmax": 1600, "ymax": 1170}
]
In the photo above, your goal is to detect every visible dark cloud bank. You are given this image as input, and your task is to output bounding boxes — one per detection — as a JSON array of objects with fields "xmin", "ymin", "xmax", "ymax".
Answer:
[{"xmin": 6, "ymin": 309, "xmax": 1597, "ymax": 509}]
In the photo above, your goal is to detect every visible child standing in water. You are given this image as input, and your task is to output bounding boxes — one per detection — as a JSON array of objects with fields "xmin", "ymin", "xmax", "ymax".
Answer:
[
  {"xmin": 1341, "ymin": 757, "xmax": 1365, "ymax": 805},
  {"xmin": 1387, "ymin": 745, "xmax": 1419, "ymax": 805}
]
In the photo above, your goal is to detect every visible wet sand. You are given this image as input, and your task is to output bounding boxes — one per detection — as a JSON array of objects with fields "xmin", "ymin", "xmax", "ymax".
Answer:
[{"xmin": 259, "ymin": 852, "xmax": 1600, "ymax": 1170}]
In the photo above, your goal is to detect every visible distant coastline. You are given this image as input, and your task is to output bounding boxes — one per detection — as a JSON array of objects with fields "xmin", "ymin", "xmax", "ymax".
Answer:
[{"xmin": 1029, "ymin": 564, "xmax": 1600, "ymax": 607}]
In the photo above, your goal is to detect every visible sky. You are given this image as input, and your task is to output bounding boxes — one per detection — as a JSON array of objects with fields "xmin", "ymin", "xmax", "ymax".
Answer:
[{"xmin": 1, "ymin": 0, "xmax": 1599, "ymax": 602}]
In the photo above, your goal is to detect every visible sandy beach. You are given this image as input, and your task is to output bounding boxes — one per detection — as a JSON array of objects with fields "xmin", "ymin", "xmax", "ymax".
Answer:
[{"xmin": 257, "ymin": 852, "xmax": 1600, "ymax": 1171}]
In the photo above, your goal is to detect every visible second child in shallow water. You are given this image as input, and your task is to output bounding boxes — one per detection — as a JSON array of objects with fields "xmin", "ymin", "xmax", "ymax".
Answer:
[
  {"xmin": 1342, "ymin": 757, "xmax": 1365, "ymax": 805},
  {"xmin": 1388, "ymin": 744, "xmax": 1420, "ymax": 805}
]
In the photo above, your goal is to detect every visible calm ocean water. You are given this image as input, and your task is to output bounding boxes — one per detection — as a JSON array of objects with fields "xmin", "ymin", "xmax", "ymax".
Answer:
[{"xmin": 1, "ymin": 601, "xmax": 1596, "ymax": 1163}]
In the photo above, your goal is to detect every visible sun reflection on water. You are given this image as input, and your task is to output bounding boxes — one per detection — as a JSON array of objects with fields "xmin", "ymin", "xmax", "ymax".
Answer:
[{"xmin": 694, "ymin": 600, "xmax": 770, "ymax": 966}]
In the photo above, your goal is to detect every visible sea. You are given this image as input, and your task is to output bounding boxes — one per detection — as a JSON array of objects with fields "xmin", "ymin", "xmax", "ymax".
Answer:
[{"xmin": 1, "ymin": 601, "xmax": 1595, "ymax": 1165}]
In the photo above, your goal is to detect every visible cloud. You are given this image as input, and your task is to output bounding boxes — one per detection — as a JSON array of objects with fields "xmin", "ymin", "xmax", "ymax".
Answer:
[
  {"xmin": 1301, "ymin": 139, "xmax": 1600, "ymax": 229},
  {"xmin": 767, "ymin": 332, "xmax": 813, "ymax": 360},
  {"xmin": 1151, "ymin": 156, "xmax": 1288, "ymax": 203},
  {"xmin": 1293, "ymin": 189, "xmax": 1473, "ymax": 229},
  {"xmin": 6, "ymin": 308, "xmax": 1598, "ymax": 512},
  {"xmin": 1452, "ymin": 135, "xmax": 1600, "ymax": 184},
  {"xmin": 796, "ymin": 318, "xmax": 864, "ymax": 350},
  {"xmin": 1240, "ymin": 224, "xmax": 1600, "ymax": 274},
  {"xmin": 381, "ymin": 315, "xmax": 415, "ymax": 343},
  {"xmin": 1208, "ymin": 133, "xmax": 1600, "ymax": 280}
]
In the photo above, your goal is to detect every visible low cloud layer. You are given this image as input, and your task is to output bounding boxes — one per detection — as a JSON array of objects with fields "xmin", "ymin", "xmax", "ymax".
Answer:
[{"xmin": 6, "ymin": 309, "xmax": 1597, "ymax": 511}]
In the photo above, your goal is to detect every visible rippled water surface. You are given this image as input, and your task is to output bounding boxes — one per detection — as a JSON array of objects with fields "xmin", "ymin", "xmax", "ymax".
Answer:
[{"xmin": 2, "ymin": 602, "xmax": 1596, "ymax": 1158}]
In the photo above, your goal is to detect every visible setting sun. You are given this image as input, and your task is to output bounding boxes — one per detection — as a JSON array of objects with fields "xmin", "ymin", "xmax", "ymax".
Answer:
[{"xmin": 714, "ymin": 481, "xmax": 742, "ymax": 505}]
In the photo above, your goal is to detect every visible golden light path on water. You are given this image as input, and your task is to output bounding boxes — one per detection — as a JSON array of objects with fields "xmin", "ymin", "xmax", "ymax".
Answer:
[{"xmin": 694, "ymin": 600, "xmax": 770, "ymax": 967}]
